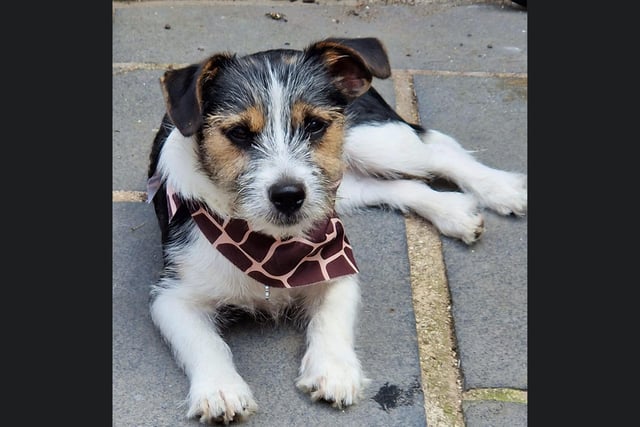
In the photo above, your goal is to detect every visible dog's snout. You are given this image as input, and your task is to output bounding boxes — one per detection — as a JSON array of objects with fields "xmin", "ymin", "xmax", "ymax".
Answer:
[{"xmin": 269, "ymin": 182, "xmax": 306, "ymax": 215}]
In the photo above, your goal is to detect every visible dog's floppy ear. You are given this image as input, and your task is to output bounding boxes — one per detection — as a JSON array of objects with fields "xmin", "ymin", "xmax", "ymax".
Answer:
[
  {"xmin": 323, "ymin": 37, "xmax": 391, "ymax": 79},
  {"xmin": 160, "ymin": 54, "xmax": 232, "ymax": 136},
  {"xmin": 306, "ymin": 37, "xmax": 391, "ymax": 99}
]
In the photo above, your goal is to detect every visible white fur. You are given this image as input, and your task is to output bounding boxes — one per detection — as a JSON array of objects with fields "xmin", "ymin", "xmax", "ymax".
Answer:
[
  {"xmin": 336, "ymin": 173, "xmax": 484, "ymax": 244},
  {"xmin": 238, "ymin": 134, "xmax": 326, "ymax": 238},
  {"xmin": 150, "ymin": 283, "xmax": 259, "ymax": 424},
  {"xmin": 157, "ymin": 129, "xmax": 234, "ymax": 217},
  {"xmin": 295, "ymin": 275, "xmax": 368, "ymax": 407}
]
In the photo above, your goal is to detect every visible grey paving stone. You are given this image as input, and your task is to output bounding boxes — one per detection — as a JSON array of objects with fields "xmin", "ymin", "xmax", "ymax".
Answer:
[
  {"xmin": 113, "ymin": 70, "xmax": 167, "ymax": 191},
  {"xmin": 414, "ymin": 74, "xmax": 527, "ymax": 173},
  {"xmin": 462, "ymin": 401, "xmax": 527, "ymax": 427},
  {"xmin": 113, "ymin": 201, "xmax": 426, "ymax": 426},
  {"xmin": 113, "ymin": 3, "xmax": 526, "ymax": 73},
  {"xmin": 414, "ymin": 74, "xmax": 527, "ymax": 391}
]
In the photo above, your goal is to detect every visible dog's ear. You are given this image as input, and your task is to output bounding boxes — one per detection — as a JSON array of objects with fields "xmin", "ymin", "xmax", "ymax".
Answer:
[
  {"xmin": 322, "ymin": 37, "xmax": 391, "ymax": 79},
  {"xmin": 306, "ymin": 37, "xmax": 391, "ymax": 99},
  {"xmin": 160, "ymin": 54, "xmax": 232, "ymax": 136}
]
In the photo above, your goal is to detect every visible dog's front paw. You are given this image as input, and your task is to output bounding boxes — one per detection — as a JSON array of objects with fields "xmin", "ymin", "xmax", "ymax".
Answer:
[
  {"xmin": 471, "ymin": 170, "xmax": 527, "ymax": 216},
  {"xmin": 186, "ymin": 378, "xmax": 258, "ymax": 425},
  {"xmin": 296, "ymin": 349, "xmax": 368, "ymax": 409}
]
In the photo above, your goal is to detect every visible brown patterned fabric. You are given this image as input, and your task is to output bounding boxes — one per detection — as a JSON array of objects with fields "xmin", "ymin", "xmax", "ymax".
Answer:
[{"xmin": 162, "ymin": 184, "xmax": 359, "ymax": 288}]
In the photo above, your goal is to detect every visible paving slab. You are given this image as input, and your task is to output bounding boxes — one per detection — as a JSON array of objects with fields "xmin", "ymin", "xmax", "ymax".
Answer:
[
  {"xmin": 113, "ymin": 2, "xmax": 527, "ymax": 73},
  {"xmin": 112, "ymin": 70, "xmax": 167, "ymax": 191},
  {"xmin": 462, "ymin": 401, "xmax": 528, "ymax": 427},
  {"xmin": 414, "ymin": 73, "xmax": 527, "ymax": 390}
]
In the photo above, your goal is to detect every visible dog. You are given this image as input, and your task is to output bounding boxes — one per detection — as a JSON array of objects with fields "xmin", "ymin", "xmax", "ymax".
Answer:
[{"xmin": 146, "ymin": 37, "xmax": 527, "ymax": 424}]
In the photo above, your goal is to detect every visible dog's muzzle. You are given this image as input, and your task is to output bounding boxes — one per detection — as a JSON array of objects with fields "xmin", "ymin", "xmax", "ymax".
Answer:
[{"xmin": 269, "ymin": 181, "xmax": 305, "ymax": 215}]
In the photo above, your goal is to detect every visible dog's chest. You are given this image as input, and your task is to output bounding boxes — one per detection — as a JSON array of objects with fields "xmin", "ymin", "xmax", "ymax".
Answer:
[{"xmin": 177, "ymin": 229, "xmax": 312, "ymax": 310}]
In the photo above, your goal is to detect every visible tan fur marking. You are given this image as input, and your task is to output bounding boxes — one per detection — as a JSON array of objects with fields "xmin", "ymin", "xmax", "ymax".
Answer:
[
  {"xmin": 206, "ymin": 106, "xmax": 265, "ymax": 134},
  {"xmin": 195, "ymin": 53, "xmax": 232, "ymax": 108},
  {"xmin": 201, "ymin": 126, "xmax": 249, "ymax": 185},
  {"xmin": 243, "ymin": 105, "xmax": 265, "ymax": 133},
  {"xmin": 290, "ymin": 104, "xmax": 345, "ymax": 183},
  {"xmin": 313, "ymin": 42, "xmax": 371, "ymax": 98},
  {"xmin": 200, "ymin": 103, "xmax": 264, "ymax": 185},
  {"xmin": 290, "ymin": 102, "xmax": 335, "ymax": 130},
  {"xmin": 311, "ymin": 112, "xmax": 346, "ymax": 185},
  {"xmin": 282, "ymin": 53, "xmax": 299, "ymax": 65}
]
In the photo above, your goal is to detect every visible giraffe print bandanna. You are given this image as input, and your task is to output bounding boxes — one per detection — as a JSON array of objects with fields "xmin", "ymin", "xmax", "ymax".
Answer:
[{"xmin": 157, "ymin": 181, "xmax": 359, "ymax": 288}]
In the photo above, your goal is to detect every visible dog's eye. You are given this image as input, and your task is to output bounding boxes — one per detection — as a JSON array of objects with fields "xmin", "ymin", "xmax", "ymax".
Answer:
[
  {"xmin": 303, "ymin": 118, "xmax": 328, "ymax": 141},
  {"xmin": 225, "ymin": 125, "xmax": 255, "ymax": 147}
]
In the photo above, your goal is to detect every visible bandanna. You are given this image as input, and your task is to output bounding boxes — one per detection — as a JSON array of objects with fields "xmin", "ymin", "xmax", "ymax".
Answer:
[{"xmin": 147, "ymin": 173, "xmax": 359, "ymax": 288}]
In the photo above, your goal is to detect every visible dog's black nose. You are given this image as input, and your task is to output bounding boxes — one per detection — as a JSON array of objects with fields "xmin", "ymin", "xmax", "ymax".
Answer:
[{"xmin": 269, "ymin": 182, "xmax": 305, "ymax": 215}]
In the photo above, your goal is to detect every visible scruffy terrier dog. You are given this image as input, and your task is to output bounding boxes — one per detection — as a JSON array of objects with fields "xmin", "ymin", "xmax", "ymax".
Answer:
[{"xmin": 146, "ymin": 37, "xmax": 526, "ymax": 424}]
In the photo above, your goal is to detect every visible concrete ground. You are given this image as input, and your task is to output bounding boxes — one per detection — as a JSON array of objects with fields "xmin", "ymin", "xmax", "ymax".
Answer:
[{"xmin": 112, "ymin": 1, "xmax": 527, "ymax": 426}]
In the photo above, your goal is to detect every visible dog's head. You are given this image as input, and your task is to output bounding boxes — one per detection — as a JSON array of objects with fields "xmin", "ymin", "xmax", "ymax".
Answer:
[{"xmin": 159, "ymin": 38, "xmax": 390, "ymax": 238}]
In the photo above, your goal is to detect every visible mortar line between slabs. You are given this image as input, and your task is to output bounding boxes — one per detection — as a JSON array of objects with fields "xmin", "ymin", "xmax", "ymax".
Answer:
[
  {"xmin": 113, "ymin": 190, "xmax": 147, "ymax": 202},
  {"xmin": 463, "ymin": 388, "xmax": 528, "ymax": 404},
  {"xmin": 392, "ymin": 70, "xmax": 465, "ymax": 427}
]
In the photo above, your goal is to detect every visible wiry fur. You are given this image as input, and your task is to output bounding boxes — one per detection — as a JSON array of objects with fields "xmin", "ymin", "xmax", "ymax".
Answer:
[{"xmin": 147, "ymin": 37, "xmax": 526, "ymax": 424}]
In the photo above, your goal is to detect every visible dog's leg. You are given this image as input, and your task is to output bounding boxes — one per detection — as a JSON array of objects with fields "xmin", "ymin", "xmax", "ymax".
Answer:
[
  {"xmin": 150, "ymin": 284, "xmax": 258, "ymax": 424},
  {"xmin": 296, "ymin": 276, "xmax": 368, "ymax": 408},
  {"xmin": 344, "ymin": 123, "xmax": 527, "ymax": 216},
  {"xmin": 337, "ymin": 173, "xmax": 484, "ymax": 244}
]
